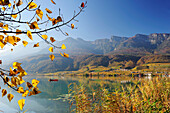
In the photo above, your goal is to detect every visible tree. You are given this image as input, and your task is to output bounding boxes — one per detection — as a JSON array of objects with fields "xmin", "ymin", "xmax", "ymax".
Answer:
[{"xmin": 0, "ymin": 0, "xmax": 86, "ymax": 111}]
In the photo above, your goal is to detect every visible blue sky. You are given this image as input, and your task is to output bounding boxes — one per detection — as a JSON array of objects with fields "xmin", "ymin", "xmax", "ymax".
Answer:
[
  {"xmin": 46, "ymin": 0, "xmax": 170, "ymax": 41},
  {"xmin": 18, "ymin": 0, "xmax": 170, "ymax": 41},
  {"xmin": 2, "ymin": 0, "xmax": 170, "ymax": 43}
]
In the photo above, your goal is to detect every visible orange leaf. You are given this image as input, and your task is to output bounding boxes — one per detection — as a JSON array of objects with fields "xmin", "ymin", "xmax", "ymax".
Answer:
[
  {"xmin": 46, "ymin": 14, "xmax": 52, "ymax": 21},
  {"xmin": 51, "ymin": 0, "xmax": 56, "ymax": 5},
  {"xmin": 49, "ymin": 54, "xmax": 55, "ymax": 61},
  {"xmin": 7, "ymin": 94, "xmax": 14, "ymax": 102},
  {"xmin": 71, "ymin": 24, "xmax": 74, "ymax": 29},
  {"xmin": 33, "ymin": 42, "xmax": 39, "ymax": 47},
  {"xmin": 16, "ymin": 29, "xmax": 22, "ymax": 35},
  {"xmin": 45, "ymin": 8, "xmax": 52, "ymax": 13},
  {"xmin": 2, "ymin": 89, "xmax": 7, "ymax": 97},
  {"xmin": 16, "ymin": 0, "xmax": 23, "ymax": 6},
  {"xmin": 50, "ymin": 37, "xmax": 56, "ymax": 43},
  {"xmin": 29, "ymin": 21, "xmax": 39, "ymax": 29},
  {"xmin": 36, "ymin": 9, "xmax": 43, "ymax": 20}
]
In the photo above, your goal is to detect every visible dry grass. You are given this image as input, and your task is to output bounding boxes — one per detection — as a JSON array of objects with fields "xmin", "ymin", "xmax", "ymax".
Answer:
[{"xmin": 68, "ymin": 77, "xmax": 170, "ymax": 113}]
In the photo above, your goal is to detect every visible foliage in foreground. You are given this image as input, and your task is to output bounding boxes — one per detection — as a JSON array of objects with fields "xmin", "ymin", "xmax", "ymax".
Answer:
[{"xmin": 68, "ymin": 77, "xmax": 170, "ymax": 113}]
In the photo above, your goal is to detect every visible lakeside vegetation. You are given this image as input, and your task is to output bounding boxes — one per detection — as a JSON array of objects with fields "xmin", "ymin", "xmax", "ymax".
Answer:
[{"xmin": 68, "ymin": 77, "xmax": 170, "ymax": 113}]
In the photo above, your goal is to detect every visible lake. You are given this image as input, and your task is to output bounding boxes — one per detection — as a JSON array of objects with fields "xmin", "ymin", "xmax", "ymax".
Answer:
[{"xmin": 0, "ymin": 76, "xmax": 122, "ymax": 113}]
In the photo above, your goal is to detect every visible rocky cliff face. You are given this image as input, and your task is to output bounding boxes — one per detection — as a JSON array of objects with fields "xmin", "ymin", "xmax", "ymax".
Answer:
[{"xmin": 111, "ymin": 33, "xmax": 170, "ymax": 55}]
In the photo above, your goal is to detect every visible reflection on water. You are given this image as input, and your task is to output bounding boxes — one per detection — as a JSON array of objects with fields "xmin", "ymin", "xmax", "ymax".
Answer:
[
  {"xmin": 0, "ymin": 77, "xmax": 78, "ymax": 113},
  {"xmin": 0, "ymin": 76, "xmax": 122, "ymax": 113}
]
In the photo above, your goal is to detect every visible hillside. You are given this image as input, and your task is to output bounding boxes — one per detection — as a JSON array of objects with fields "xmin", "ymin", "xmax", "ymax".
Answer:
[
  {"xmin": 34, "ymin": 33, "xmax": 170, "ymax": 56},
  {"xmin": 1, "ymin": 33, "xmax": 170, "ymax": 65},
  {"xmin": 13, "ymin": 54, "xmax": 170, "ymax": 73}
]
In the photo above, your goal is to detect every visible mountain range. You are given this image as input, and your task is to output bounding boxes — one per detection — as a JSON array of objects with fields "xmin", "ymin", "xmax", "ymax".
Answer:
[
  {"xmin": 53, "ymin": 33, "xmax": 170, "ymax": 55},
  {"xmin": 1, "ymin": 33, "xmax": 170, "ymax": 73}
]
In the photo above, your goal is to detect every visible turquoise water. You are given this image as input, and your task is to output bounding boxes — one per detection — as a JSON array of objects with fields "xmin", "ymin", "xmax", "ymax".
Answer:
[
  {"xmin": 0, "ymin": 76, "xmax": 123, "ymax": 113},
  {"xmin": 0, "ymin": 77, "xmax": 78, "ymax": 113}
]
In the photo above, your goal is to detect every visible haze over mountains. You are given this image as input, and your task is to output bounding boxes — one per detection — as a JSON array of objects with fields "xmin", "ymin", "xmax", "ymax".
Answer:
[
  {"xmin": 1, "ymin": 33, "xmax": 170, "ymax": 73},
  {"xmin": 53, "ymin": 33, "xmax": 170, "ymax": 55}
]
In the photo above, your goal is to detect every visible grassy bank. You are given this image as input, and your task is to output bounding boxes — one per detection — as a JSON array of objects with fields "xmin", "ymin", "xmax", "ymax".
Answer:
[{"xmin": 68, "ymin": 77, "xmax": 170, "ymax": 113}]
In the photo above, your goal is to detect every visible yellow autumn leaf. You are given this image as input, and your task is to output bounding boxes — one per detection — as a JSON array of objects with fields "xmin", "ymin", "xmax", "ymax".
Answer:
[
  {"xmin": 22, "ymin": 90, "xmax": 29, "ymax": 97},
  {"xmin": 13, "ymin": 62, "xmax": 21, "ymax": 69},
  {"xmin": 49, "ymin": 47, "xmax": 53, "ymax": 52},
  {"xmin": 32, "ymin": 79, "xmax": 40, "ymax": 87},
  {"xmin": 52, "ymin": 18, "xmax": 57, "ymax": 26},
  {"xmin": 2, "ymin": 89, "xmax": 7, "ymax": 97},
  {"xmin": 17, "ymin": 87, "xmax": 25, "ymax": 93},
  {"xmin": 12, "ymin": 14, "xmax": 17, "ymax": 19},
  {"xmin": 41, "ymin": 35, "xmax": 48, "ymax": 40},
  {"xmin": 18, "ymin": 99, "xmax": 25, "ymax": 111},
  {"xmin": 10, "ymin": 67, "xmax": 17, "ymax": 76},
  {"xmin": 45, "ymin": 8, "xmax": 52, "ymax": 13},
  {"xmin": 26, "ymin": 82, "xmax": 33, "ymax": 90},
  {"xmin": 8, "ymin": 81, "xmax": 15, "ymax": 88},
  {"xmin": 19, "ymin": 71, "xmax": 27, "ymax": 78},
  {"xmin": 17, "ymin": 66, "xmax": 25, "ymax": 73},
  {"xmin": 13, "ymin": 36, "xmax": 21, "ymax": 42},
  {"xmin": 2, "ymin": 24, "xmax": 8, "ymax": 30},
  {"xmin": 8, "ymin": 3, "xmax": 11, "ymax": 7},
  {"xmin": 0, "ymin": 41, "xmax": 5, "ymax": 49},
  {"xmin": 7, "ymin": 94, "xmax": 14, "ymax": 102},
  {"xmin": 36, "ymin": 9, "xmax": 43, "ymax": 20},
  {"xmin": 60, "ymin": 52, "xmax": 64, "ymax": 57},
  {"xmin": 29, "ymin": 21, "xmax": 39, "ymax": 29},
  {"xmin": 64, "ymin": 53, "xmax": 69, "ymax": 58},
  {"xmin": 5, "ymin": 36, "xmax": 15, "ymax": 45},
  {"xmin": 22, "ymin": 41, "xmax": 28, "ymax": 47},
  {"xmin": 4, "ymin": 76, "xmax": 9, "ymax": 84},
  {"xmin": 71, "ymin": 24, "xmax": 74, "ymax": 29},
  {"xmin": 60, "ymin": 52, "xmax": 69, "ymax": 58},
  {"xmin": 49, "ymin": 54, "xmax": 55, "ymax": 61},
  {"xmin": 2, "ymin": 7, "xmax": 6, "ymax": 11},
  {"xmin": 33, "ymin": 42, "xmax": 39, "ymax": 47},
  {"xmin": 27, "ymin": 30, "xmax": 33, "ymax": 40},
  {"xmin": 32, "ymin": 87, "xmax": 41, "ymax": 95},
  {"xmin": 28, "ymin": 2, "xmax": 37, "ymax": 9},
  {"xmin": 16, "ymin": 29, "xmax": 22, "ymax": 35},
  {"xmin": 61, "ymin": 44, "xmax": 66, "ymax": 49},
  {"xmin": 11, "ymin": 77, "xmax": 17, "ymax": 87},
  {"xmin": 51, "ymin": 0, "xmax": 56, "ymax": 5}
]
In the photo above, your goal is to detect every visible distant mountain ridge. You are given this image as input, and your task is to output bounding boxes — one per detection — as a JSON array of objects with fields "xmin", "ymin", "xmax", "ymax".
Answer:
[
  {"xmin": 1, "ymin": 33, "xmax": 169, "ymax": 65},
  {"xmin": 55, "ymin": 33, "xmax": 170, "ymax": 55},
  {"xmin": 17, "ymin": 54, "xmax": 170, "ymax": 73}
]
